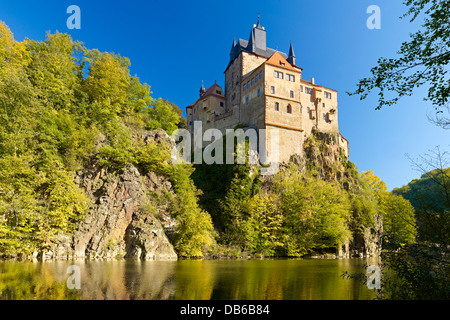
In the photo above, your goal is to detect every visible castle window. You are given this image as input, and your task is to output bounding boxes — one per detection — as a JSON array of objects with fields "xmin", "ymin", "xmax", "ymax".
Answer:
[
  {"xmin": 324, "ymin": 91, "xmax": 332, "ymax": 99},
  {"xmin": 274, "ymin": 71, "xmax": 284, "ymax": 79},
  {"xmin": 255, "ymin": 74, "xmax": 258, "ymax": 82},
  {"xmin": 270, "ymin": 86, "xmax": 275, "ymax": 94},
  {"xmin": 259, "ymin": 71, "xmax": 263, "ymax": 79},
  {"xmin": 189, "ymin": 122, "xmax": 193, "ymax": 126},
  {"xmin": 306, "ymin": 107, "xmax": 310, "ymax": 115},
  {"xmin": 290, "ymin": 90, "xmax": 294, "ymax": 98},
  {"xmin": 275, "ymin": 102, "xmax": 279, "ymax": 111},
  {"xmin": 305, "ymin": 87, "xmax": 312, "ymax": 94},
  {"xmin": 246, "ymin": 97, "xmax": 249, "ymax": 105},
  {"xmin": 251, "ymin": 78, "xmax": 254, "ymax": 85},
  {"xmin": 287, "ymin": 74, "xmax": 295, "ymax": 82},
  {"xmin": 258, "ymin": 89, "xmax": 260, "ymax": 97},
  {"xmin": 287, "ymin": 104, "xmax": 292, "ymax": 114},
  {"xmin": 220, "ymin": 102, "xmax": 224, "ymax": 107},
  {"xmin": 247, "ymin": 81, "xmax": 250, "ymax": 88},
  {"xmin": 322, "ymin": 103, "xmax": 325, "ymax": 108},
  {"xmin": 300, "ymin": 85, "xmax": 303, "ymax": 92}
]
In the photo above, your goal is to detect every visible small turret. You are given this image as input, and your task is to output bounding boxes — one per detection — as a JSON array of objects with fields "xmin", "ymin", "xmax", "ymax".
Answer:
[
  {"xmin": 199, "ymin": 81, "xmax": 206, "ymax": 97},
  {"xmin": 287, "ymin": 41, "xmax": 296, "ymax": 66}
]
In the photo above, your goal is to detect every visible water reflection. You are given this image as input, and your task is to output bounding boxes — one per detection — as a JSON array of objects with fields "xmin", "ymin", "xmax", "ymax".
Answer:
[{"xmin": 0, "ymin": 258, "xmax": 378, "ymax": 300}]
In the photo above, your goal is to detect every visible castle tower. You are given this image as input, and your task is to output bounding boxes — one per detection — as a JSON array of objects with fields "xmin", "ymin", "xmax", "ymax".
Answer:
[{"xmin": 247, "ymin": 15, "xmax": 267, "ymax": 53}]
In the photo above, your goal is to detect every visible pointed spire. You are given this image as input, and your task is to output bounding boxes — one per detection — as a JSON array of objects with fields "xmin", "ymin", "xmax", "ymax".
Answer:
[
  {"xmin": 288, "ymin": 41, "xmax": 295, "ymax": 58},
  {"xmin": 232, "ymin": 36, "xmax": 236, "ymax": 48},
  {"xmin": 248, "ymin": 28, "xmax": 256, "ymax": 52},
  {"xmin": 257, "ymin": 12, "xmax": 261, "ymax": 28},
  {"xmin": 287, "ymin": 41, "xmax": 296, "ymax": 66},
  {"xmin": 199, "ymin": 80, "xmax": 206, "ymax": 97}
]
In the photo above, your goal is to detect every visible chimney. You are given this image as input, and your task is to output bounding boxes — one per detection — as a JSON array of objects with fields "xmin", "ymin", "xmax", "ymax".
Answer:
[{"xmin": 311, "ymin": 77, "xmax": 315, "ymax": 85}]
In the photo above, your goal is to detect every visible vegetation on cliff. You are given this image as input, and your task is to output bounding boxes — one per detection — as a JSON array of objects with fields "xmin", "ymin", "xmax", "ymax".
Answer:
[
  {"xmin": 193, "ymin": 130, "xmax": 416, "ymax": 258},
  {"xmin": 0, "ymin": 22, "xmax": 214, "ymax": 259}
]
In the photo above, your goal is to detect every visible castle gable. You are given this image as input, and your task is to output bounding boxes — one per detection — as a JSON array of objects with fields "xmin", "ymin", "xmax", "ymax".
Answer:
[{"xmin": 265, "ymin": 52, "xmax": 301, "ymax": 73}]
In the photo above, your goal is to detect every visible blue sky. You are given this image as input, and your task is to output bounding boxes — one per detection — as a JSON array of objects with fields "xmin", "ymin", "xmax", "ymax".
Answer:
[{"xmin": 0, "ymin": 0, "xmax": 448, "ymax": 190}]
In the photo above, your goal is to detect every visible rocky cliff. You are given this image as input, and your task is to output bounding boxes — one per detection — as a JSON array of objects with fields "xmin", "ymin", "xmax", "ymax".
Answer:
[
  {"xmin": 40, "ymin": 130, "xmax": 178, "ymax": 261},
  {"xmin": 283, "ymin": 129, "xmax": 383, "ymax": 258},
  {"xmin": 304, "ymin": 130, "xmax": 383, "ymax": 258}
]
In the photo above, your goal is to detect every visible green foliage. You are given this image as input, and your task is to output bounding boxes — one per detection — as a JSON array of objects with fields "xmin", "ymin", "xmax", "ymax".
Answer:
[
  {"xmin": 362, "ymin": 170, "xmax": 417, "ymax": 246},
  {"xmin": 168, "ymin": 164, "xmax": 215, "ymax": 257},
  {"xmin": 0, "ymin": 22, "xmax": 193, "ymax": 258},
  {"xmin": 145, "ymin": 98, "xmax": 181, "ymax": 134},
  {"xmin": 393, "ymin": 167, "xmax": 450, "ymax": 244},
  {"xmin": 275, "ymin": 168, "xmax": 352, "ymax": 255}
]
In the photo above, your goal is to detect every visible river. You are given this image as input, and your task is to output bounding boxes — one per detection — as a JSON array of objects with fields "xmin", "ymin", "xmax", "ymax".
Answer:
[{"xmin": 0, "ymin": 257, "xmax": 379, "ymax": 300}]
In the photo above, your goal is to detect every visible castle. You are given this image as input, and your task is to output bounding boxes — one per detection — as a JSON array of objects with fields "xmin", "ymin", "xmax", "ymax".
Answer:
[{"xmin": 186, "ymin": 18, "xmax": 349, "ymax": 163}]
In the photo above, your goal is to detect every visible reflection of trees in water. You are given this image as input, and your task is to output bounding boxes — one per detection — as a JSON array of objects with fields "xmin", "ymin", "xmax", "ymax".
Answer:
[
  {"xmin": 0, "ymin": 259, "xmax": 377, "ymax": 300},
  {"xmin": 0, "ymin": 262, "xmax": 81, "ymax": 300}
]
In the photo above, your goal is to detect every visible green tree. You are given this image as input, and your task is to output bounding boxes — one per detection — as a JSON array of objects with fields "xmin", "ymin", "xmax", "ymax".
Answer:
[
  {"xmin": 145, "ymin": 98, "xmax": 181, "ymax": 134},
  {"xmin": 168, "ymin": 164, "xmax": 215, "ymax": 257},
  {"xmin": 246, "ymin": 193, "xmax": 283, "ymax": 256},
  {"xmin": 275, "ymin": 167, "xmax": 351, "ymax": 255},
  {"xmin": 82, "ymin": 50, "xmax": 131, "ymax": 121},
  {"xmin": 362, "ymin": 170, "xmax": 416, "ymax": 246}
]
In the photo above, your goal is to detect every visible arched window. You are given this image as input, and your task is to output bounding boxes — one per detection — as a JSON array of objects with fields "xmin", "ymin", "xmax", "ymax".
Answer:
[{"xmin": 287, "ymin": 104, "xmax": 292, "ymax": 114}]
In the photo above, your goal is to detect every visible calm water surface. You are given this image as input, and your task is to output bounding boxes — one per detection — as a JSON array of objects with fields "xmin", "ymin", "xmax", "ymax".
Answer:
[{"xmin": 0, "ymin": 258, "xmax": 378, "ymax": 300}]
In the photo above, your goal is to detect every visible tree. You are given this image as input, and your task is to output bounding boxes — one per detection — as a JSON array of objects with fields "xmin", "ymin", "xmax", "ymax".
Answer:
[
  {"xmin": 145, "ymin": 98, "xmax": 181, "ymax": 134},
  {"xmin": 394, "ymin": 147, "xmax": 450, "ymax": 245},
  {"xmin": 349, "ymin": 0, "xmax": 450, "ymax": 128},
  {"xmin": 362, "ymin": 170, "xmax": 417, "ymax": 246}
]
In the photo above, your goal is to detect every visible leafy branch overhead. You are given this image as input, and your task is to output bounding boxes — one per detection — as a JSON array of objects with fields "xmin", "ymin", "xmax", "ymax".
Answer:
[{"xmin": 349, "ymin": 0, "xmax": 450, "ymax": 125}]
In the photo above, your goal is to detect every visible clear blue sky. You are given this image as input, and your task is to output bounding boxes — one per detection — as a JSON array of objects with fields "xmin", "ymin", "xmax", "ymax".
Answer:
[{"xmin": 1, "ymin": 0, "xmax": 448, "ymax": 190}]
